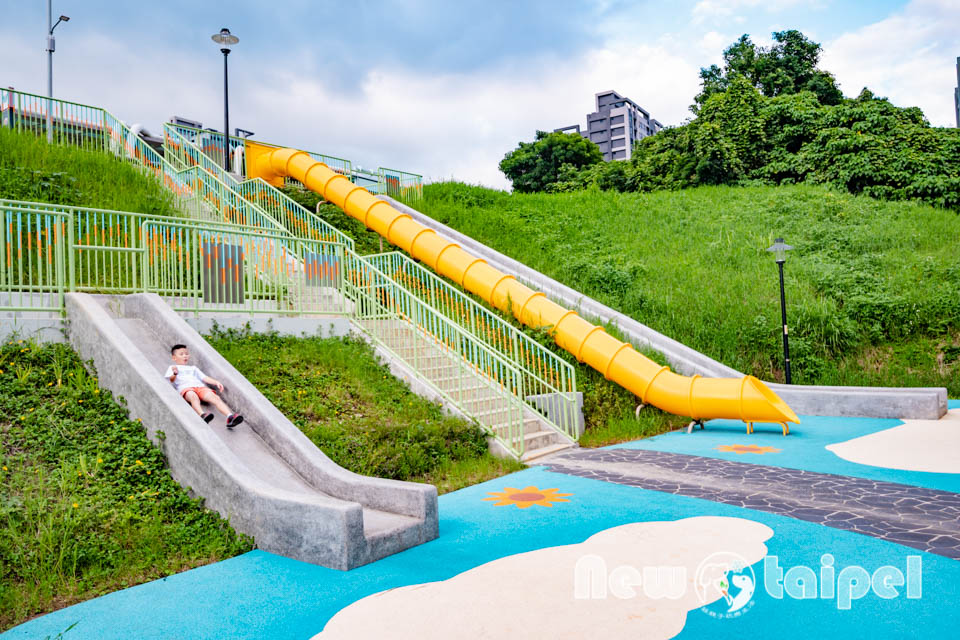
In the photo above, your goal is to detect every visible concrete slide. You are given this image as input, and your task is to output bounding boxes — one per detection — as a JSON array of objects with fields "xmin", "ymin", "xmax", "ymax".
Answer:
[
  {"xmin": 245, "ymin": 144, "xmax": 799, "ymax": 430},
  {"xmin": 65, "ymin": 292, "xmax": 438, "ymax": 570}
]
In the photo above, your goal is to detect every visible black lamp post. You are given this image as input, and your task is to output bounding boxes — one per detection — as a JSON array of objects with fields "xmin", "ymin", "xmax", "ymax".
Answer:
[
  {"xmin": 211, "ymin": 28, "xmax": 238, "ymax": 172},
  {"xmin": 766, "ymin": 238, "xmax": 794, "ymax": 384},
  {"xmin": 45, "ymin": 2, "xmax": 70, "ymax": 143}
]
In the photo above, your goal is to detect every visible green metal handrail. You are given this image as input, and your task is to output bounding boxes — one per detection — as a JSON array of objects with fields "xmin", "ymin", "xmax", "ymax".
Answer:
[
  {"xmin": 378, "ymin": 167, "xmax": 424, "ymax": 203},
  {"xmin": 1, "ymin": 87, "xmax": 106, "ymax": 152},
  {"xmin": 344, "ymin": 247, "xmax": 527, "ymax": 456},
  {"xmin": 162, "ymin": 123, "xmax": 355, "ymax": 250},
  {"xmin": 1, "ymin": 200, "xmax": 349, "ymax": 318},
  {"xmin": 165, "ymin": 122, "xmax": 353, "ymax": 178},
  {"xmin": 365, "ymin": 251, "xmax": 579, "ymax": 441}
]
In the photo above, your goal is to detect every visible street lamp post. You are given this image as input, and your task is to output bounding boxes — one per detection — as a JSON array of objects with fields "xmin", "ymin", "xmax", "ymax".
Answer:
[
  {"xmin": 45, "ymin": 1, "xmax": 70, "ymax": 143},
  {"xmin": 211, "ymin": 28, "xmax": 239, "ymax": 172},
  {"xmin": 766, "ymin": 238, "xmax": 794, "ymax": 384}
]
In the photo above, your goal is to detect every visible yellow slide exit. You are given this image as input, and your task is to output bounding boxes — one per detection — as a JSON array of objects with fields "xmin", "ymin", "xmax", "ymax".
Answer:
[{"xmin": 247, "ymin": 143, "xmax": 799, "ymax": 431}]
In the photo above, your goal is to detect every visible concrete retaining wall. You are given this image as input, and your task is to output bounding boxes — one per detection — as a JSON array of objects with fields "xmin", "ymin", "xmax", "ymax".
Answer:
[{"xmin": 381, "ymin": 196, "xmax": 947, "ymax": 420}]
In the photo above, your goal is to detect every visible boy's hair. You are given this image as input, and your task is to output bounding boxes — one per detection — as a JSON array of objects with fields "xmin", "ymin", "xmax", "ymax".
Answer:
[{"xmin": 170, "ymin": 344, "xmax": 187, "ymax": 355}]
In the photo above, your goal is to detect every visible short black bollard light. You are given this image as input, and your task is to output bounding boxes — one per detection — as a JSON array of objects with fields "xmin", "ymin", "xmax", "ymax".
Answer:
[{"xmin": 766, "ymin": 237, "xmax": 793, "ymax": 384}]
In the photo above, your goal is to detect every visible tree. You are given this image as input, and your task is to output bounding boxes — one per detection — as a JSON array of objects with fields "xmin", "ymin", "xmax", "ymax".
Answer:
[
  {"xmin": 499, "ymin": 131, "xmax": 603, "ymax": 193},
  {"xmin": 693, "ymin": 30, "xmax": 842, "ymax": 112}
]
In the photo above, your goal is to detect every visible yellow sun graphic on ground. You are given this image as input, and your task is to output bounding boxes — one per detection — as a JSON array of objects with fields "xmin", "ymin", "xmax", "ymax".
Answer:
[
  {"xmin": 484, "ymin": 486, "xmax": 572, "ymax": 509},
  {"xmin": 715, "ymin": 444, "xmax": 782, "ymax": 455}
]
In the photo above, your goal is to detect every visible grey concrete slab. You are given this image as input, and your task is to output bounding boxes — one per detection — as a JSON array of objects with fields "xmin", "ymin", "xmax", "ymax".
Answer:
[
  {"xmin": 381, "ymin": 196, "xmax": 948, "ymax": 420},
  {"xmin": 65, "ymin": 292, "xmax": 438, "ymax": 570}
]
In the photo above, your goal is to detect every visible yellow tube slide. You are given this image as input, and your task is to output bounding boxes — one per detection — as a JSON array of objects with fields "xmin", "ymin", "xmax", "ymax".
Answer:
[{"xmin": 248, "ymin": 144, "xmax": 800, "ymax": 428}]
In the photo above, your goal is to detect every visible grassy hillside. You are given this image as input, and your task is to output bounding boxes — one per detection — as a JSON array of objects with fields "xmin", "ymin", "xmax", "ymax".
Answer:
[
  {"xmin": 416, "ymin": 182, "xmax": 960, "ymax": 395},
  {"xmin": 207, "ymin": 328, "xmax": 523, "ymax": 493},
  {"xmin": 0, "ymin": 128, "xmax": 181, "ymax": 215},
  {"xmin": 0, "ymin": 340, "xmax": 252, "ymax": 632}
]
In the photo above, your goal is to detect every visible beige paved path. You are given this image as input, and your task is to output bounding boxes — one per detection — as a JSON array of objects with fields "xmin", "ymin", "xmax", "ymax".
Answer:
[
  {"xmin": 312, "ymin": 516, "xmax": 772, "ymax": 640},
  {"xmin": 826, "ymin": 410, "xmax": 960, "ymax": 473}
]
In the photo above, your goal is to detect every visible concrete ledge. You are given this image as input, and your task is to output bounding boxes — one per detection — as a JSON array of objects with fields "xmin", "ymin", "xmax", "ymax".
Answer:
[
  {"xmin": 181, "ymin": 315, "xmax": 352, "ymax": 339},
  {"xmin": 770, "ymin": 383, "xmax": 948, "ymax": 421},
  {"xmin": 381, "ymin": 196, "xmax": 948, "ymax": 420},
  {"xmin": 0, "ymin": 317, "xmax": 66, "ymax": 344}
]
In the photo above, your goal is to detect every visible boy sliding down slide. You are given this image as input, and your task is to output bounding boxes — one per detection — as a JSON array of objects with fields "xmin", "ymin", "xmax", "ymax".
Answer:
[{"xmin": 165, "ymin": 344, "xmax": 244, "ymax": 428}]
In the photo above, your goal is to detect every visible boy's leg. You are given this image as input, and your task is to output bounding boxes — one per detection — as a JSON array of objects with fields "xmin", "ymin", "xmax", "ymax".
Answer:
[
  {"xmin": 183, "ymin": 390, "xmax": 204, "ymax": 415},
  {"xmin": 199, "ymin": 388, "xmax": 233, "ymax": 416}
]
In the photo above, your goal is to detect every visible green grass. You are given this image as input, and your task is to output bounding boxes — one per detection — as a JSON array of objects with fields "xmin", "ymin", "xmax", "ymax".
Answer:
[
  {"xmin": 0, "ymin": 340, "xmax": 253, "ymax": 632},
  {"xmin": 416, "ymin": 182, "xmax": 960, "ymax": 396},
  {"xmin": 0, "ymin": 128, "xmax": 181, "ymax": 215},
  {"xmin": 206, "ymin": 327, "xmax": 523, "ymax": 491}
]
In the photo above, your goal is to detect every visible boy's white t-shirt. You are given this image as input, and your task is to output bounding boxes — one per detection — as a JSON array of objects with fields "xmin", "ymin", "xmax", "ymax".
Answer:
[{"xmin": 164, "ymin": 365, "xmax": 208, "ymax": 393}]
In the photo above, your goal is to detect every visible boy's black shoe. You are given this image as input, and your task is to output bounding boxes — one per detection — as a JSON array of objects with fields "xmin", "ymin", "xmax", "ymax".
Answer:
[
  {"xmin": 201, "ymin": 412, "xmax": 214, "ymax": 424},
  {"xmin": 226, "ymin": 413, "xmax": 244, "ymax": 429}
]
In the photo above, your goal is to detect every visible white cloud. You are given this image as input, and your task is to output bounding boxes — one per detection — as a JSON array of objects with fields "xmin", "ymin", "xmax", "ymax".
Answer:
[
  {"xmin": 822, "ymin": 0, "xmax": 959, "ymax": 126},
  {"xmin": 691, "ymin": 0, "xmax": 810, "ymax": 24}
]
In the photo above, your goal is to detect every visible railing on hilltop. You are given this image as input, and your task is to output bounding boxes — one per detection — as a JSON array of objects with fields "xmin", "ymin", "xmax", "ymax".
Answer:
[
  {"xmin": 378, "ymin": 168, "xmax": 424, "ymax": 203},
  {"xmin": 165, "ymin": 122, "xmax": 353, "ymax": 179},
  {"xmin": 162, "ymin": 124, "xmax": 355, "ymax": 249},
  {"xmin": 163, "ymin": 121, "xmax": 423, "ymax": 202},
  {"xmin": 1, "ymin": 88, "xmax": 105, "ymax": 151},
  {"xmin": 365, "ymin": 251, "xmax": 579, "ymax": 441}
]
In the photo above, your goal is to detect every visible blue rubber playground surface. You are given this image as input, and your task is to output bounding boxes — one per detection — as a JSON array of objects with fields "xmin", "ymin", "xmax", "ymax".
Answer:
[
  {"xmin": 7, "ymin": 461, "xmax": 960, "ymax": 639},
  {"xmin": 612, "ymin": 408, "xmax": 960, "ymax": 493}
]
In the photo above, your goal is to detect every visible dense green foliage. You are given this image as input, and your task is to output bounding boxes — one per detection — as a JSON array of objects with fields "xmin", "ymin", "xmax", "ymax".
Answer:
[
  {"xmin": 207, "ymin": 328, "xmax": 522, "ymax": 490},
  {"xmin": 694, "ymin": 30, "xmax": 842, "ymax": 110},
  {"xmin": 0, "ymin": 128, "xmax": 181, "ymax": 215},
  {"xmin": 547, "ymin": 32, "xmax": 959, "ymax": 210},
  {"xmin": 419, "ymin": 181, "xmax": 960, "ymax": 394},
  {"xmin": 0, "ymin": 341, "xmax": 252, "ymax": 632},
  {"xmin": 499, "ymin": 130, "xmax": 603, "ymax": 193}
]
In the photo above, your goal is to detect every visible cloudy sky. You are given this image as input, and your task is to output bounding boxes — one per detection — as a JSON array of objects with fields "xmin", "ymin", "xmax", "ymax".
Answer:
[{"xmin": 3, "ymin": 0, "xmax": 958, "ymax": 189}]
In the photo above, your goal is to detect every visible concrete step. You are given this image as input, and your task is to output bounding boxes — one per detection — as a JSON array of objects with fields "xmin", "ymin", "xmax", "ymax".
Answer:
[
  {"xmin": 522, "ymin": 428, "xmax": 565, "ymax": 452},
  {"xmin": 521, "ymin": 441, "xmax": 577, "ymax": 463}
]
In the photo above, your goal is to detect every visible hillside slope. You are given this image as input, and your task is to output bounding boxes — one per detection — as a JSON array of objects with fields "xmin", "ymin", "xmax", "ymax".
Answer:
[
  {"xmin": 0, "ymin": 128, "xmax": 180, "ymax": 215},
  {"xmin": 416, "ymin": 182, "xmax": 960, "ymax": 395}
]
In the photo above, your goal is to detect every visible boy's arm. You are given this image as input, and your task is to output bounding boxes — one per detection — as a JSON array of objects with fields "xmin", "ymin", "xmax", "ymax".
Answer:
[
  {"xmin": 202, "ymin": 375, "xmax": 224, "ymax": 393},
  {"xmin": 165, "ymin": 366, "xmax": 178, "ymax": 382}
]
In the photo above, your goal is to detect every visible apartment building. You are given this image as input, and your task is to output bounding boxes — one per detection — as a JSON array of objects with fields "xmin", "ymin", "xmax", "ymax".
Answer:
[{"xmin": 556, "ymin": 90, "xmax": 662, "ymax": 161}]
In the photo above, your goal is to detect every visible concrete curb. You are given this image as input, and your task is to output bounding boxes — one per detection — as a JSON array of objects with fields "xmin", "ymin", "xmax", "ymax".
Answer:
[
  {"xmin": 66, "ymin": 292, "xmax": 438, "ymax": 570},
  {"xmin": 381, "ymin": 196, "xmax": 947, "ymax": 420}
]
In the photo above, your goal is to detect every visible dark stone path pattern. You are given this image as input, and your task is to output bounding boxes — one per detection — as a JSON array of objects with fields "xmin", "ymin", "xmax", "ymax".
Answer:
[{"xmin": 542, "ymin": 448, "xmax": 960, "ymax": 560}]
